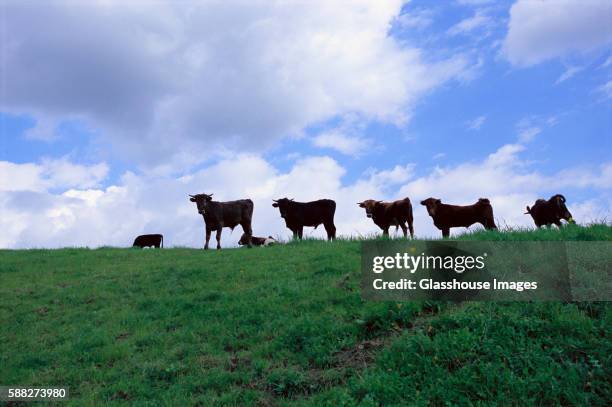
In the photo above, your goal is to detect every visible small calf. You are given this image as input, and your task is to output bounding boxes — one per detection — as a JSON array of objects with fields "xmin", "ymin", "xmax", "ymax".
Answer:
[
  {"xmin": 421, "ymin": 198, "xmax": 497, "ymax": 238},
  {"xmin": 525, "ymin": 194, "xmax": 574, "ymax": 227},
  {"xmin": 238, "ymin": 233, "xmax": 277, "ymax": 247},
  {"xmin": 133, "ymin": 234, "xmax": 163, "ymax": 248}
]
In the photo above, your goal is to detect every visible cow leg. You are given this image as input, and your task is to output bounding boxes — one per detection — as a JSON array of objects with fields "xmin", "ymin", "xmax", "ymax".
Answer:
[
  {"xmin": 382, "ymin": 227, "xmax": 389, "ymax": 238},
  {"xmin": 241, "ymin": 222, "xmax": 253, "ymax": 248},
  {"xmin": 399, "ymin": 222, "xmax": 408, "ymax": 238},
  {"xmin": 298, "ymin": 227, "xmax": 304, "ymax": 239},
  {"xmin": 204, "ymin": 229, "xmax": 212, "ymax": 250},
  {"xmin": 408, "ymin": 221, "xmax": 414, "ymax": 239},
  {"xmin": 442, "ymin": 228, "xmax": 450, "ymax": 238},
  {"xmin": 324, "ymin": 223, "xmax": 336, "ymax": 240},
  {"xmin": 553, "ymin": 220, "xmax": 562, "ymax": 228},
  {"xmin": 216, "ymin": 229, "xmax": 222, "ymax": 250}
]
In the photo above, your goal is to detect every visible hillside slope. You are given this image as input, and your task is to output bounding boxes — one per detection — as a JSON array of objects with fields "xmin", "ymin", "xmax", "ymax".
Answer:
[{"xmin": 1, "ymin": 225, "xmax": 610, "ymax": 405}]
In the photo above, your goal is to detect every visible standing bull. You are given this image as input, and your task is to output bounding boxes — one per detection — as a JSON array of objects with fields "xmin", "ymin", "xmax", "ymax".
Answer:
[
  {"xmin": 421, "ymin": 197, "xmax": 497, "ymax": 238},
  {"xmin": 272, "ymin": 198, "xmax": 336, "ymax": 240},
  {"xmin": 525, "ymin": 194, "xmax": 574, "ymax": 227},
  {"xmin": 189, "ymin": 193, "xmax": 253, "ymax": 249},
  {"xmin": 358, "ymin": 197, "xmax": 414, "ymax": 238}
]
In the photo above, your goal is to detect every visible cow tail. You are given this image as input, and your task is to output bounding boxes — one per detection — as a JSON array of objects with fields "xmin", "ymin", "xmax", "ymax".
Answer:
[{"xmin": 161, "ymin": 235, "xmax": 164, "ymax": 248}]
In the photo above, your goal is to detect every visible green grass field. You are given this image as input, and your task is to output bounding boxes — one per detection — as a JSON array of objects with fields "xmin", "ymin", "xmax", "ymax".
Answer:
[{"xmin": 1, "ymin": 224, "xmax": 610, "ymax": 406}]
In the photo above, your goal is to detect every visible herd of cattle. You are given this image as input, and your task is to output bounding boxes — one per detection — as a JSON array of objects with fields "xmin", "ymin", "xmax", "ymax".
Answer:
[{"xmin": 132, "ymin": 193, "xmax": 575, "ymax": 249}]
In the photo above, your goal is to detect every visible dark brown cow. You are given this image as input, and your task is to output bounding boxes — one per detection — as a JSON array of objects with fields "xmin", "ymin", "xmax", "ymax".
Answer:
[
  {"xmin": 525, "ymin": 194, "xmax": 574, "ymax": 228},
  {"xmin": 358, "ymin": 197, "xmax": 414, "ymax": 238},
  {"xmin": 132, "ymin": 234, "xmax": 163, "ymax": 248},
  {"xmin": 421, "ymin": 197, "xmax": 497, "ymax": 238},
  {"xmin": 272, "ymin": 198, "xmax": 336, "ymax": 240},
  {"xmin": 238, "ymin": 233, "xmax": 276, "ymax": 246},
  {"xmin": 189, "ymin": 193, "xmax": 253, "ymax": 250}
]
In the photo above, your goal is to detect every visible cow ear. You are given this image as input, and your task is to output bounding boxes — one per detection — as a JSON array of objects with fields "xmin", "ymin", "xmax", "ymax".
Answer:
[
  {"xmin": 290, "ymin": 198, "xmax": 294, "ymax": 201},
  {"xmin": 435, "ymin": 199, "xmax": 441, "ymax": 205},
  {"xmin": 272, "ymin": 203, "xmax": 279, "ymax": 207}
]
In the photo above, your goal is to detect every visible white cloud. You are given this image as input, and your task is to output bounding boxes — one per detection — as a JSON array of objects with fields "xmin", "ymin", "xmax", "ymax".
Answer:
[
  {"xmin": 365, "ymin": 164, "xmax": 416, "ymax": 186},
  {"xmin": 1, "ymin": 147, "xmax": 610, "ymax": 247},
  {"xmin": 517, "ymin": 126, "xmax": 541, "ymax": 143},
  {"xmin": 601, "ymin": 55, "xmax": 612, "ymax": 68},
  {"xmin": 312, "ymin": 131, "xmax": 371, "ymax": 156},
  {"xmin": 597, "ymin": 80, "xmax": 612, "ymax": 99},
  {"xmin": 515, "ymin": 114, "xmax": 559, "ymax": 143},
  {"xmin": 433, "ymin": 153, "xmax": 446, "ymax": 160},
  {"xmin": 466, "ymin": 115, "xmax": 486, "ymax": 130},
  {"xmin": 1, "ymin": 0, "xmax": 473, "ymax": 171},
  {"xmin": 395, "ymin": 8, "xmax": 434, "ymax": 31},
  {"xmin": 0, "ymin": 159, "xmax": 108, "ymax": 192},
  {"xmin": 503, "ymin": 0, "xmax": 612, "ymax": 66},
  {"xmin": 447, "ymin": 10, "xmax": 493, "ymax": 36},
  {"xmin": 556, "ymin": 66, "xmax": 584, "ymax": 84}
]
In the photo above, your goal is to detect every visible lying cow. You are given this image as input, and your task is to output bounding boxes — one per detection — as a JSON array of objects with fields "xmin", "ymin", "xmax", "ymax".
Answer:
[
  {"xmin": 421, "ymin": 197, "xmax": 497, "ymax": 238},
  {"xmin": 358, "ymin": 197, "xmax": 414, "ymax": 238},
  {"xmin": 272, "ymin": 198, "xmax": 336, "ymax": 240},
  {"xmin": 189, "ymin": 193, "xmax": 253, "ymax": 250},
  {"xmin": 133, "ymin": 234, "xmax": 163, "ymax": 248},
  {"xmin": 525, "ymin": 194, "xmax": 574, "ymax": 227},
  {"xmin": 238, "ymin": 233, "xmax": 277, "ymax": 247}
]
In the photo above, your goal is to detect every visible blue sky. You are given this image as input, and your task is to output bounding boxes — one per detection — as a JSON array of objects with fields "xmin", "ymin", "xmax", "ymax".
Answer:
[{"xmin": 1, "ymin": 0, "xmax": 610, "ymax": 248}]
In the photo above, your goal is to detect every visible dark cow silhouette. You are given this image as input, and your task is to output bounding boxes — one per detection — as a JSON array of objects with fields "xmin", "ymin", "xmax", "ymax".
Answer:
[
  {"xmin": 525, "ymin": 194, "xmax": 574, "ymax": 227},
  {"xmin": 189, "ymin": 193, "xmax": 253, "ymax": 250},
  {"xmin": 358, "ymin": 197, "xmax": 414, "ymax": 238},
  {"xmin": 421, "ymin": 197, "xmax": 497, "ymax": 238},
  {"xmin": 272, "ymin": 198, "xmax": 336, "ymax": 240},
  {"xmin": 133, "ymin": 234, "xmax": 163, "ymax": 248},
  {"xmin": 238, "ymin": 233, "xmax": 276, "ymax": 246}
]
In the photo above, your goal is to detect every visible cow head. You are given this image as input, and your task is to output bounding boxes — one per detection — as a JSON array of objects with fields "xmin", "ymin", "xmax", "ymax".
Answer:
[
  {"xmin": 189, "ymin": 193, "xmax": 213, "ymax": 215},
  {"xmin": 420, "ymin": 198, "xmax": 441, "ymax": 217},
  {"xmin": 272, "ymin": 198, "xmax": 293, "ymax": 218},
  {"xmin": 550, "ymin": 194, "xmax": 574, "ymax": 223},
  {"xmin": 358, "ymin": 199, "xmax": 380, "ymax": 218}
]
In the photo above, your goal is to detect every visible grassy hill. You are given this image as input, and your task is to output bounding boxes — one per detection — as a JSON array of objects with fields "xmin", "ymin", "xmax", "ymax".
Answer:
[{"xmin": 1, "ymin": 224, "xmax": 610, "ymax": 406}]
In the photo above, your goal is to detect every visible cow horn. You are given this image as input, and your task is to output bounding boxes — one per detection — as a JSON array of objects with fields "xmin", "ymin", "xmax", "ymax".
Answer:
[
  {"xmin": 273, "ymin": 199, "xmax": 278, "ymax": 203},
  {"xmin": 188, "ymin": 194, "xmax": 195, "ymax": 198}
]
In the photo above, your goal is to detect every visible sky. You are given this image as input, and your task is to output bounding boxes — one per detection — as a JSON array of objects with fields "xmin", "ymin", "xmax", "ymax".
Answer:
[{"xmin": 1, "ymin": 0, "xmax": 611, "ymax": 248}]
